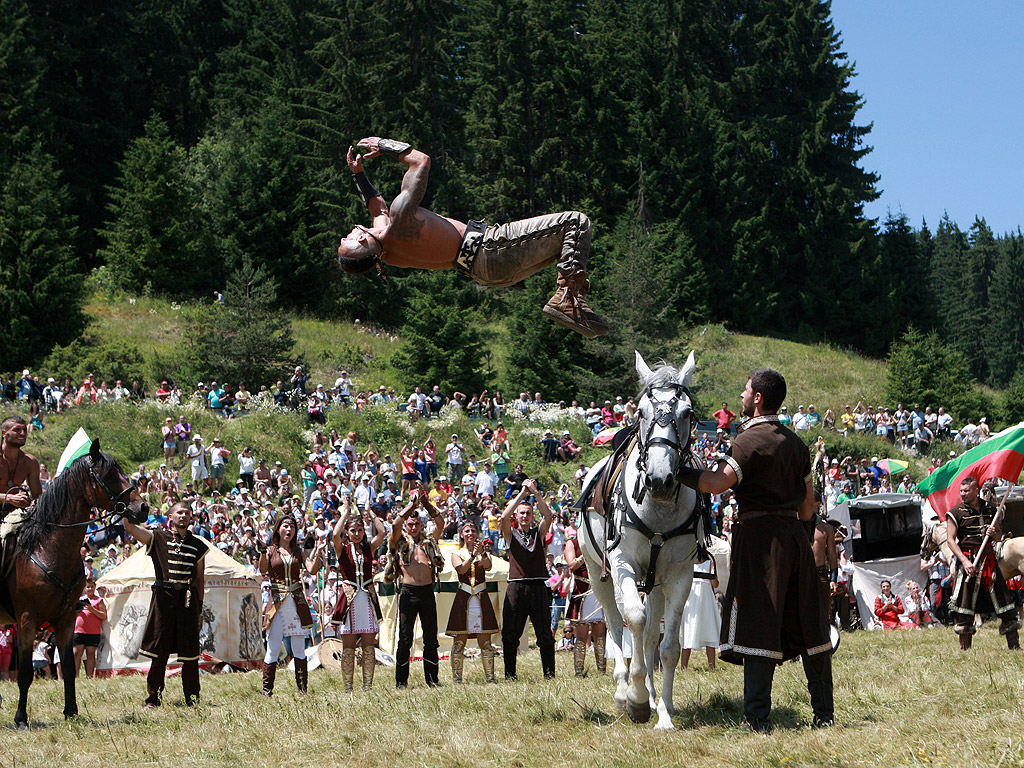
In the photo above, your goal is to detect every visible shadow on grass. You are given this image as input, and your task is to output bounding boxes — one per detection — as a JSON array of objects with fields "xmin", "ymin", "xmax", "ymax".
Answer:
[
  {"xmin": 673, "ymin": 691, "xmax": 801, "ymax": 731},
  {"xmin": 568, "ymin": 696, "xmax": 617, "ymax": 725}
]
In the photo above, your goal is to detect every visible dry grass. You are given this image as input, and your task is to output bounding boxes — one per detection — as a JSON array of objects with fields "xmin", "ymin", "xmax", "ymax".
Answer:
[{"xmin": 2, "ymin": 627, "xmax": 1023, "ymax": 767}]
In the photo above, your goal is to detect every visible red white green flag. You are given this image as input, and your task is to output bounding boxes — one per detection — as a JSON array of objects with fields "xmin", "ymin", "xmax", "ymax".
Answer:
[{"xmin": 917, "ymin": 422, "xmax": 1024, "ymax": 520}]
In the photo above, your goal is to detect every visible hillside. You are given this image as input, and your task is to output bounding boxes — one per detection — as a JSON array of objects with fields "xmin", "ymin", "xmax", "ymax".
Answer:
[
  {"xmin": 2, "ymin": 293, "xmax": 923, "ymax": 487},
  {"xmin": 76, "ymin": 294, "xmax": 889, "ymax": 416}
]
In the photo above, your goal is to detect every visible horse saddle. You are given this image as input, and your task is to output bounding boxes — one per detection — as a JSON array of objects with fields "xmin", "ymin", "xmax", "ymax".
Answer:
[
  {"xmin": 0, "ymin": 508, "xmax": 27, "ymax": 582},
  {"xmin": 576, "ymin": 422, "xmax": 639, "ymax": 519}
]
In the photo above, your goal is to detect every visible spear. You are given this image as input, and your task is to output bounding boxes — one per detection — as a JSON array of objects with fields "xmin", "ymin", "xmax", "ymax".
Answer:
[{"xmin": 972, "ymin": 483, "xmax": 1015, "ymax": 571}]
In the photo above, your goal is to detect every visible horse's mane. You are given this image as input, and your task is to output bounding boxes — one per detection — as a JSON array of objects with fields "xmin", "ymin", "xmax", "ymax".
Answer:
[
  {"xmin": 17, "ymin": 453, "xmax": 108, "ymax": 555},
  {"xmin": 637, "ymin": 362, "xmax": 684, "ymax": 398}
]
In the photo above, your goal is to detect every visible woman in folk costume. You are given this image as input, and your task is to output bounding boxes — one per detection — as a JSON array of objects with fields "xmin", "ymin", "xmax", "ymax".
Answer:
[
  {"xmin": 331, "ymin": 498, "xmax": 387, "ymax": 691},
  {"xmin": 563, "ymin": 529, "xmax": 606, "ymax": 676},
  {"xmin": 259, "ymin": 515, "xmax": 326, "ymax": 695},
  {"xmin": 680, "ymin": 553, "xmax": 721, "ymax": 670},
  {"xmin": 445, "ymin": 520, "xmax": 500, "ymax": 683}
]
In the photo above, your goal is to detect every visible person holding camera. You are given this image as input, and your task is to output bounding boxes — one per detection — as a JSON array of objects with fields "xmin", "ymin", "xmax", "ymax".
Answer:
[
  {"xmin": 72, "ymin": 577, "xmax": 107, "ymax": 678},
  {"xmin": 445, "ymin": 520, "xmax": 499, "ymax": 683},
  {"xmin": 386, "ymin": 488, "xmax": 445, "ymax": 688},
  {"xmin": 500, "ymin": 479, "xmax": 557, "ymax": 680}
]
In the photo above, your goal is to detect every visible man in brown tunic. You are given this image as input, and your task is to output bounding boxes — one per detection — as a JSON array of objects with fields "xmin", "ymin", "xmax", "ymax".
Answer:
[
  {"xmin": 946, "ymin": 476, "xmax": 1020, "ymax": 650},
  {"xmin": 124, "ymin": 503, "xmax": 207, "ymax": 707},
  {"xmin": 337, "ymin": 136, "xmax": 608, "ymax": 338},
  {"xmin": 677, "ymin": 368, "xmax": 833, "ymax": 731}
]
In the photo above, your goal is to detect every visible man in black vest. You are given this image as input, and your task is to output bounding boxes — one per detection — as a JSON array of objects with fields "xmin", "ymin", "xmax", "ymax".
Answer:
[
  {"xmin": 123, "ymin": 503, "xmax": 207, "ymax": 707},
  {"xmin": 500, "ymin": 479, "xmax": 556, "ymax": 680}
]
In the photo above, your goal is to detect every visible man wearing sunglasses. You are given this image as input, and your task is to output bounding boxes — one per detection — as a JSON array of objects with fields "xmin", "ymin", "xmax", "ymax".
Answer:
[{"xmin": 337, "ymin": 136, "xmax": 608, "ymax": 339}]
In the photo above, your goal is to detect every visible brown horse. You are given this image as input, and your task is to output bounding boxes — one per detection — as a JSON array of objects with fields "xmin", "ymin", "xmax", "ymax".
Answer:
[{"xmin": 0, "ymin": 439, "xmax": 148, "ymax": 729}]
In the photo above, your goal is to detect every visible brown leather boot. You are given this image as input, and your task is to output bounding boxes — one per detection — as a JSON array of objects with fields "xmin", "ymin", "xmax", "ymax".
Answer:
[
  {"xmin": 593, "ymin": 633, "xmax": 607, "ymax": 675},
  {"xmin": 262, "ymin": 661, "xmax": 277, "ymax": 696},
  {"xmin": 451, "ymin": 638, "xmax": 466, "ymax": 684},
  {"xmin": 543, "ymin": 271, "xmax": 609, "ymax": 338},
  {"xmin": 341, "ymin": 648, "xmax": 355, "ymax": 693},
  {"xmin": 362, "ymin": 645, "xmax": 376, "ymax": 690},
  {"xmin": 1007, "ymin": 629, "xmax": 1020, "ymax": 650},
  {"xmin": 959, "ymin": 633, "xmax": 973, "ymax": 651},
  {"xmin": 573, "ymin": 638, "xmax": 588, "ymax": 677},
  {"xmin": 480, "ymin": 638, "xmax": 496, "ymax": 684},
  {"xmin": 294, "ymin": 657, "xmax": 308, "ymax": 693}
]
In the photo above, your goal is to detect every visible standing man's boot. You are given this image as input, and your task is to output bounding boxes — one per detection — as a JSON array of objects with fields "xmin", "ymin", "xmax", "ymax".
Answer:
[
  {"xmin": 294, "ymin": 657, "xmax": 308, "ymax": 693},
  {"xmin": 262, "ymin": 661, "xmax": 277, "ymax": 696},
  {"xmin": 1007, "ymin": 629, "xmax": 1021, "ymax": 650},
  {"xmin": 959, "ymin": 632, "xmax": 973, "ymax": 651},
  {"xmin": 543, "ymin": 270, "xmax": 609, "ymax": 338}
]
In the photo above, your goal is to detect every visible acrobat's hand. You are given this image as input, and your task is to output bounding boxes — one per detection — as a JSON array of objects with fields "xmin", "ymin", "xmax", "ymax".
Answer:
[
  {"xmin": 356, "ymin": 137, "xmax": 384, "ymax": 159},
  {"xmin": 346, "ymin": 145, "xmax": 365, "ymax": 174}
]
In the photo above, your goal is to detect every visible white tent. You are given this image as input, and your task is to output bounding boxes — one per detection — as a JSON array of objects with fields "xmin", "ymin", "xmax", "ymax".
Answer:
[
  {"xmin": 829, "ymin": 493, "xmax": 930, "ymax": 628},
  {"xmin": 96, "ymin": 541, "xmax": 263, "ymax": 674},
  {"xmin": 376, "ymin": 540, "xmax": 509, "ymax": 658}
]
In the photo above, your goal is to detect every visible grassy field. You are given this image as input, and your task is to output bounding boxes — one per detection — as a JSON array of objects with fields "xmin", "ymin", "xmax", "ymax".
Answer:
[{"xmin": 1, "ymin": 627, "xmax": 1022, "ymax": 767}]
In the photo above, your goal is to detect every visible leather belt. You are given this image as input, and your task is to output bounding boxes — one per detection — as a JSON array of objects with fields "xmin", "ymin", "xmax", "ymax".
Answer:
[
  {"xmin": 454, "ymin": 220, "xmax": 486, "ymax": 277},
  {"xmin": 459, "ymin": 582, "xmax": 488, "ymax": 596},
  {"xmin": 154, "ymin": 580, "xmax": 190, "ymax": 591},
  {"xmin": 737, "ymin": 509, "xmax": 798, "ymax": 521}
]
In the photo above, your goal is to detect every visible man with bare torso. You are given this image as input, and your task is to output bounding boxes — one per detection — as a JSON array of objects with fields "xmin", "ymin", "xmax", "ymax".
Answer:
[
  {"xmin": 336, "ymin": 136, "xmax": 609, "ymax": 338},
  {"xmin": 388, "ymin": 489, "xmax": 445, "ymax": 687},
  {"xmin": 0, "ymin": 416, "xmax": 42, "ymax": 521}
]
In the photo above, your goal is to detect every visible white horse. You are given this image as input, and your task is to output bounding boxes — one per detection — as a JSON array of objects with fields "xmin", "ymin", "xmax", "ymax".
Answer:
[{"xmin": 578, "ymin": 350, "xmax": 705, "ymax": 730}]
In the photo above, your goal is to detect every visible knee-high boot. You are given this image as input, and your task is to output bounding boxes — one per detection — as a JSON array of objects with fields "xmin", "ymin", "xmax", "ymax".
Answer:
[
  {"xmin": 593, "ymin": 633, "xmax": 607, "ymax": 674},
  {"xmin": 480, "ymin": 637, "xmax": 496, "ymax": 684},
  {"xmin": 573, "ymin": 638, "xmax": 588, "ymax": 677},
  {"xmin": 451, "ymin": 638, "xmax": 466, "ymax": 683},
  {"xmin": 294, "ymin": 657, "xmax": 308, "ymax": 694},
  {"xmin": 448, "ymin": 638, "xmax": 464, "ymax": 684},
  {"xmin": 262, "ymin": 661, "xmax": 277, "ymax": 696},
  {"xmin": 362, "ymin": 646, "xmax": 376, "ymax": 689},
  {"xmin": 341, "ymin": 648, "xmax": 356, "ymax": 693}
]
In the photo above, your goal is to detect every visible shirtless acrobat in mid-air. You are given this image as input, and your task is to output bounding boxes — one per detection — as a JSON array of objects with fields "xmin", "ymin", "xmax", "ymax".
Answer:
[{"xmin": 336, "ymin": 136, "xmax": 608, "ymax": 339}]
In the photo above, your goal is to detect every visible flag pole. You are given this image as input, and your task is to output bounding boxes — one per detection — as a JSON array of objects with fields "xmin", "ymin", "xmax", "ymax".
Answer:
[{"xmin": 972, "ymin": 483, "xmax": 1015, "ymax": 571}]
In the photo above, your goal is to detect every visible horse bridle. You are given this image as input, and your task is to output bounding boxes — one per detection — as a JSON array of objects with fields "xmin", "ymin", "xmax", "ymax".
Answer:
[
  {"xmin": 633, "ymin": 383, "xmax": 694, "ymax": 505},
  {"xmin": 49, "ymin": 457, "xmax": 137, "ymax": 529}
]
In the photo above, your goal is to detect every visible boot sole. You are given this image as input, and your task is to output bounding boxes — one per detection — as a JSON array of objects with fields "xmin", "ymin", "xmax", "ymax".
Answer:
[{"xmin": 543, "ymin": 306, "xmax": 597, "ymax": 338}]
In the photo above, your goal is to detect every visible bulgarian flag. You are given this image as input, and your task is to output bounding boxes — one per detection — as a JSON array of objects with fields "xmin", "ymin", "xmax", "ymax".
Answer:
[
  {"xmin": 917, "ymin": 422, "xmax": 1024, "ymax": 520},
  {"xmin": 54, "ymin": 427, "xmax": 93, "ymax": 478}
]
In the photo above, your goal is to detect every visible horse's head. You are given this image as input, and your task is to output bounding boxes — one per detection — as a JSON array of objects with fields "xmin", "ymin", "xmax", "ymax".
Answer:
[
  {"xmin": 87, "ymin": 439, "xmax": 149, "ymax": 524},
  {"xmin": 634, "ymin": 350, "xmax": 696, "ymax": 502}
]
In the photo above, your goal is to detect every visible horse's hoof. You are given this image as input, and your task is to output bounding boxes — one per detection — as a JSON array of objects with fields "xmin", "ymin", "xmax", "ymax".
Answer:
[
  {"xmin": 16, "ymin": 721, "xmax": 28, "ymax": 731},
  {"xmin": 626, "ymin": 699, "xmax": 652, "ymax": 723},
  {"xmin": 64, "ymin": 711, "xmax": 80, "ymax": 720},
  {"xmin": 654, "ymin": 719, "xmax": 676, "ymax": 732}
]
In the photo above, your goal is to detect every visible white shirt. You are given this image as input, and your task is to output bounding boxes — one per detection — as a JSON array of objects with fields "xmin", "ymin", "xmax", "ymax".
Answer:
[
  {"xmin": 446, "ymin": 442, "xmax": 463, "ymax": 464},
  {"xmin": 334, "ymin": 376, "xmax": 353, "ymax": 396},
  {"xmin": 475, "ymin": 471, "xmax": 498, "ymax": 497}
]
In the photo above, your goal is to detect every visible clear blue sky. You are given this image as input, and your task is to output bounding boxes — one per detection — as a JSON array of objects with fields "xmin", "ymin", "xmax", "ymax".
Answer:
[{"xmin": 829, "ymin": 3, "xmax": 1024, "ymax": 235}]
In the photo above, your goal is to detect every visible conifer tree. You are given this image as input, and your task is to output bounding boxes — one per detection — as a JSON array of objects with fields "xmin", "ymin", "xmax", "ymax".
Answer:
[
  {"xmin": 0, "ymin": 146, "xmax": 84, "ymax": 369},
  {"xmin": 99, "ymin": 114, "xmax": 213, "ymax": 296},
  {"xmin": 394, "ymin": 271, "xmax": 487, "ymax": 395},
  {"xmin": 985, "ymin": 231, "xmax": 1024, "ymax": 386}
]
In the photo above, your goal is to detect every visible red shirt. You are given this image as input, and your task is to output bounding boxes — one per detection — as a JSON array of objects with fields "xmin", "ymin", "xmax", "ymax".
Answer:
[
  {"xmin": 74, "ymin": 596, "xmax": 105, "ymax": 635},
  {"xmin": 713, "ymin": 408, "xmax": 736, "ymax": 429}
]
